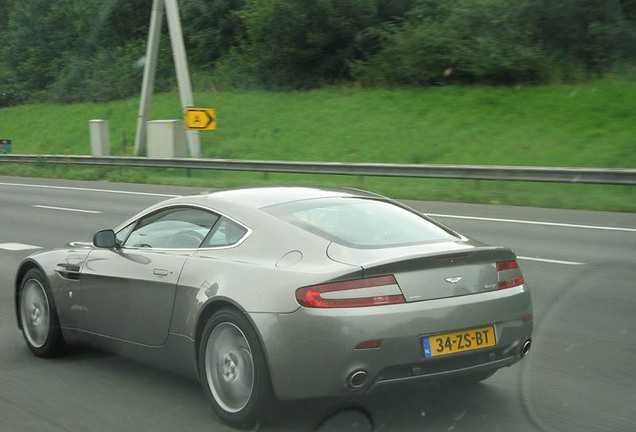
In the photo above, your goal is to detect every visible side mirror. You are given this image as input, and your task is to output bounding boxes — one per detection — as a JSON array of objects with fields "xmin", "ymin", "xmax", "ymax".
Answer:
[{"xmin": 93, "ymin": 229, "xmax": 117, "ymax": 248}]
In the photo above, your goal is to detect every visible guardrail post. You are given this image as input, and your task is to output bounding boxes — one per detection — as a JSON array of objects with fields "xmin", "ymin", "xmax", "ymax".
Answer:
[{"xmin": 89, "ymin": 120, "xmax": 110, "ymax": 156}]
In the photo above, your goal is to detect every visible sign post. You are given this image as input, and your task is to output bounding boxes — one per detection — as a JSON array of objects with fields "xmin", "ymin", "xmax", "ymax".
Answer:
[
  {"xmin": 134, "ymin": 0, "xmax": 201, "ymax": 157},
  {"xmin": 164, "ymin": 0, "xmax": 200, "ymax": 157},
  {"xmin": 134, "ymin": 0, "xmax": 163, "ymax": 156}
]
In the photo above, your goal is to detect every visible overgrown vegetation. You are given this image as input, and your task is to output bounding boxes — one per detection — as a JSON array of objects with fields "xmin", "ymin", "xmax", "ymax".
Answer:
[
  {"xmin": 1, "ymin": 1, "xmax": 634, "ymax": 211},
  {"xmin": 1, "ymin": 0, "xmax": 636, "ymax": 106},
  {"xmin": 0, "ymin": 82, "xmax": 634, "ymax": 211}
]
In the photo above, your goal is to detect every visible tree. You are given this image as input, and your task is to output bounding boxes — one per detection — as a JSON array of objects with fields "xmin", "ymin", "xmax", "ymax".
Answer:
[
  {"xmin": 2, "ymin": 1, "xmax": 99, "ymax": 94},
  {"xmin": 532, "ymin": 0, "xmax": 636, "ymax": 70},
  {"xmin": 216, "ymin": 0, "xmax": 379, "ymax": 89},
  {"xmin": 352, "ymin": 0, "xmax": 545, "ymax": 86},
  {"xmin": 180, "ymin": 0, "xmax": 247, "ymax": 67}
]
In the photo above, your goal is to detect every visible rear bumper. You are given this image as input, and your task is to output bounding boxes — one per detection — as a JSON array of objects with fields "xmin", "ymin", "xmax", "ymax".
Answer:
[
  {"xmin": 250, "ymin": 285, "xmax": 532, "ymax": 400},
  {"xmin": 369, "ymin": 344, "xmax": 521, "ymax": 392}
]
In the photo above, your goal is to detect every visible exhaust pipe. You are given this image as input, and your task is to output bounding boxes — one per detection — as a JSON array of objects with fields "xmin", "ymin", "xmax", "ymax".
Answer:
[
  {"xmin": 521, "ymin": 339, "xmax": 532, "ymax": 357},
  {"xmin": 348, "ymin": 370, "xmax": 369, "ymax": 389}
]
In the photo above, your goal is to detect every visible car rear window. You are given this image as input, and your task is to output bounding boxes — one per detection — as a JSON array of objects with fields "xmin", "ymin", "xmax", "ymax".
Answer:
[{"xmin": 264, "ymin": 197, "xmax": 456, "ymax": 248}]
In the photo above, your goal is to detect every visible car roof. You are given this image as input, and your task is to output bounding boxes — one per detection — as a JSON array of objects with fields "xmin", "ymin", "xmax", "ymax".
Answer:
[
  {"xmin": 114, "ymin": 187, "xmax": 389, "ymax": 233},
  {"xmin": 192, "ymin": 186, "xmax": 386, "ymax": 209}
]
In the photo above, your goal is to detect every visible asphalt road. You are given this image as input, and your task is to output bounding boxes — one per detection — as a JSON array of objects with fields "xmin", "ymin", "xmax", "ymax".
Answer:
[{"xmin": 1, "ymin": 176, "xmax": 635, "ymax": 432}]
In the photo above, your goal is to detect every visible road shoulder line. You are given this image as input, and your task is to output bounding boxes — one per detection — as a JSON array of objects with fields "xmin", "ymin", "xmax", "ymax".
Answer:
[
  {"xmin": 427, "ymin": 213, "xmax": 636, "ymax": 233},
  {"xmin": 517, "ymin": 256, "xmax": 585, "ymax": 266},
  {"xmin": 33, "ymin": 205, "xmax": 102, "ymax": 214},
  {"xmin": 0, "ymin": 181, "xmax": 179, "ymax": 198},
  {"xmin": 0, "ymin": 242, "xmax": 42, "ymax": 251}
]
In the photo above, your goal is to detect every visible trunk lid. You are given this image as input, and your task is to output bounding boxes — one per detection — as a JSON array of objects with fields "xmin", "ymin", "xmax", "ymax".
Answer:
[{"xmin": 327, "ymin": 241, "xmax": 519, "ymax": 302}]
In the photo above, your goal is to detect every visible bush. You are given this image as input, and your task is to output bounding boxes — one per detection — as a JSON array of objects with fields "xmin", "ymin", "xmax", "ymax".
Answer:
[
  {"xmin": 1, "ymin": 0, "xmax": 636, "ymax": 102},
  {"xmin": 215, "ymin": 0, "xmax": 379, "ymax": 89},
  {"xmin": 532, "ymin": 0, "xmax": 636, "ymax": 71},
  {"xmin": 353, "ymin": 0, "xmax": 636, "ymax": 87},
  {"xmin": 180, "ymin": 0, "xmax": 247, "ymax": 67},
  {"xmin": 48, "ymin": 37, "xmax": 178, "ymax": 104},
  {"xmin": 352, "ymin": 0, "xmax": 546, "ymax": 86}
]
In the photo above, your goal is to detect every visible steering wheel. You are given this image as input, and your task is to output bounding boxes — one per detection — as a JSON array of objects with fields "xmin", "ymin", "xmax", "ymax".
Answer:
[{"xmin": 169, "ymin": 230, "xmax": 205, "ymax": 248}]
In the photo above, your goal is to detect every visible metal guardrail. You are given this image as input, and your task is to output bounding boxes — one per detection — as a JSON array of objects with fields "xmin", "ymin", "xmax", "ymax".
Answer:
[{"xmin": 1, "ymin": 154, "xmax": 635, "ymax": 185}]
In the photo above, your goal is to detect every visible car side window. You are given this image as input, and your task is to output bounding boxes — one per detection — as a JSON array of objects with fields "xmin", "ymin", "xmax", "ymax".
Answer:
[
  {"xmin": 115, "ymin": 222, "xmax": 135, "ymax": 246},
  {"xmin": 201, "ymin": 217, "xmax": 248, "ymax": 248},
  {"xmin": 123, "ymin": 207, "xmax": 219, "ymax": 249}
]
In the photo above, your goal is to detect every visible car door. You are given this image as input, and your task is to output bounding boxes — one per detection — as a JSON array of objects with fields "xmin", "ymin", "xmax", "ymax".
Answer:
[{"xmin": 80, "ymin": 206, "xmax": 219, "ymax": 346}]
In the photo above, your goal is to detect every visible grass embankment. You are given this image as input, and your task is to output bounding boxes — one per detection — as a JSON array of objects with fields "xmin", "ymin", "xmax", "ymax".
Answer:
[{"xmin": 0, "ymin": 81, "xmax": 634, "ymax": 211}]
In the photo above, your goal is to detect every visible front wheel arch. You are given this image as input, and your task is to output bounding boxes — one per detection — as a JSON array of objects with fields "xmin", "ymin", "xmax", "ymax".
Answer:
[
  {"xmin": 15, "ymin": 260, "xmax": 45, "ymax": 329},
  {"xmin": 17, "ymin": 267, "xmax": 65, "ymax": 357}
]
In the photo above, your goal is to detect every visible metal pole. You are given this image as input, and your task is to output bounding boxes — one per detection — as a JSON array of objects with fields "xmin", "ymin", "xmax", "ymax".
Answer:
[
  {"xmin": 134, "ymin": 0, "xmax": 164, "ymax": 155},
  {"xmin": 164, "ymin": 0, "xmax": 201, "ymax": 157}
]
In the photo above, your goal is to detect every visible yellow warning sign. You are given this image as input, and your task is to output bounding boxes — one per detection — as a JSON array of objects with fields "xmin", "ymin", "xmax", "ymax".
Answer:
[{"xmin": 185, "ymin": 107, "xmax": 216, "ymax": 131}]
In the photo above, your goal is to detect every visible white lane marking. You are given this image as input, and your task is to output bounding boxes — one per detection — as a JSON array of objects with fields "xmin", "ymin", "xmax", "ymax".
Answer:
[
  {"xmin": 0, "ymin": 242, "xmax": 42, "ymax": 251},
  {"xmin": 33, "ymin": 205, "xmax": 102, "ymax": 214},
  {"xmin": 517, "ymin": 256, "xmax": 586, "ymax": 266},
  {"xmin": 0, "ymin": 182, "xmax": 179, "ymax": 198},
  {"xmin": 427, "ymin": 213, "xmax": 636, "ymax": 233},
  {"xmin": 1, "ymin": 181, "xmax": 633, "ymax": 232}
]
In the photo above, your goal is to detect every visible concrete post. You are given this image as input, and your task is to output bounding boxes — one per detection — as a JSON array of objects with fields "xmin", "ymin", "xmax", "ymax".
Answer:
[
  {"xmin": 147, "ymin": 120, "xmax": 187, "ymax": 158},
  {"xmin": 134, "ymin": 0, "xmax": 164, "ymax": 156},
  {"xmin": 89, "ymin": 120, "xmax": 110, "ymax": 156},
  {"xmin": 165, "ymin": 0, "xmax": 201, "ymax": 158}
]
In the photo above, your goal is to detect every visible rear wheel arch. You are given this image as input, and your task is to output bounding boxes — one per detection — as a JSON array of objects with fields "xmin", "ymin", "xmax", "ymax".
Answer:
[
  {"xmin": 194, "ymin": 299, "xmax": 271, "ymax": 378},
  {"xmin": 195, "ymin": 300, "xmax": 274, "ymax": 427}
]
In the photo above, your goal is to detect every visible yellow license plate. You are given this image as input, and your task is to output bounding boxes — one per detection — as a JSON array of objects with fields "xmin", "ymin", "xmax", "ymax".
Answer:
[{"xmin": 423, "ymin": 325, "xmax": 496, "ymax": 358}]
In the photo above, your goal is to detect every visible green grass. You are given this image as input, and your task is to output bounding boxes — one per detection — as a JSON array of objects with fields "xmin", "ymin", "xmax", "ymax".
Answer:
[{"xmin": 0, "ymin": 80, "xmax": 635, "ymax": 211}]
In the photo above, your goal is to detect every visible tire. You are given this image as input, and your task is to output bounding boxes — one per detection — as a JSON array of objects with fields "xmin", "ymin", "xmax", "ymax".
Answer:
[
  {"xmin": 18, "ymin": 268, "xmax": 65, "ymax": 357},
  {"xmin": 198, "ymin": 308, "xmax": 272, "ymax": 428}
]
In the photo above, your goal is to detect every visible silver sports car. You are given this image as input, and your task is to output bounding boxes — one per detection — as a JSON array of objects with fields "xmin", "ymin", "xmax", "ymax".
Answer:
[{"xmin": 15, "ymin": 186, "xmax": 533, "ymax": 427}]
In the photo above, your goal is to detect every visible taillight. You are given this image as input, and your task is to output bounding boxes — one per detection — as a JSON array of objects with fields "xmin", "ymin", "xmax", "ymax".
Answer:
[
  {"xmin": 497, "ymin": 261, "xmax": 518, "ymax": 271},
  {"xmin": 296, "ymin": 275, "xmax": 405, "ymax": 308},
  {"xmin": 496, "ymin": 260, "xmax": 524, "ymax": 289},
  {"xmin": 355, "ymin": 340, "xmax": 383, "ymax": 350}
]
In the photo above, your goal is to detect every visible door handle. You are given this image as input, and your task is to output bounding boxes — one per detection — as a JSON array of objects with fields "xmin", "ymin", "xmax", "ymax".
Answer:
[{"xmin": 153, "ymin": 268, "xmax": 169, "ymax": 277}]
